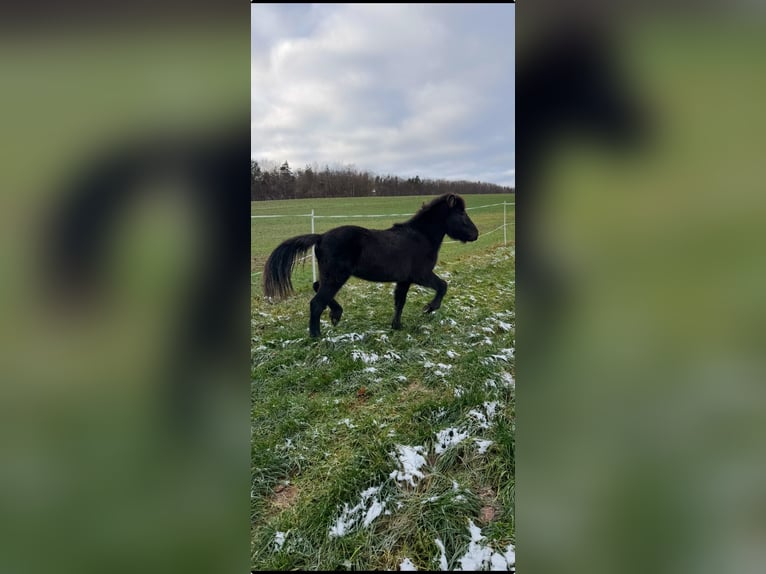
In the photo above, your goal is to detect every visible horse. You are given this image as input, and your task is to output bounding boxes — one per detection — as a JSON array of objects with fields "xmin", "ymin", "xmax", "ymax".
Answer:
[{"xmin": 262, "ymin": 193, "xmax": 479, "ymax": 337}]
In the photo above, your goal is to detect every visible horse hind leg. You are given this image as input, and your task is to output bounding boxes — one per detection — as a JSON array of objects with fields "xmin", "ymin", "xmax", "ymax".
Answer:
[
  {"xmin": 391, "ymin": 281, "xmax": 411, "ymax": 330},
  {"xmin": 313, "ymin": 281, "xmax": 343, "ymax": 326}
]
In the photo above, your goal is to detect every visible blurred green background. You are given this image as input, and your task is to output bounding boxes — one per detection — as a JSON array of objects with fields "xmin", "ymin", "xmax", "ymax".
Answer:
[
  {"xmin": 519, "ymin": 13, "xmax": 766, "ymax": 574},
  {"xmin": 0, "ymin": 10, "xmax": 250, "ymax": 574}
]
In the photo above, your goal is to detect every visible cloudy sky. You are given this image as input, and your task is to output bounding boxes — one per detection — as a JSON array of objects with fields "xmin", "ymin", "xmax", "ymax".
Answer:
[{"xmin": 252, "ymin": 3, "xmax": 514, "ymax": 187}]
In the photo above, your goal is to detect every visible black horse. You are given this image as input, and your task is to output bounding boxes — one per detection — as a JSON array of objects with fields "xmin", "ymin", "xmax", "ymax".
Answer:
[{"xmin": 262, "ymin": 193, "xmax": 479, "ymax": 337}]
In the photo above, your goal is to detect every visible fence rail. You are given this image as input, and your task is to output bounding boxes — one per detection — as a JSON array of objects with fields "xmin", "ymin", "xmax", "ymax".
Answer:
[{"xmin": 252, "ymin": 201, "xmax": 514, "ymax": 283}]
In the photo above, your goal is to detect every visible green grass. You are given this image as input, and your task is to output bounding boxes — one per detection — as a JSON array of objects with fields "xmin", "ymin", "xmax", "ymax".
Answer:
[{"xmin": 252, "ymin": 197, "xmax": 515, "ymax": 570}]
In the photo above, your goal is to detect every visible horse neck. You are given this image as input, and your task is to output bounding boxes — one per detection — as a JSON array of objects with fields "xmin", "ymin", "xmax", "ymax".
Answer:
[{"xmin": 409, "ymin": 215, "xmax": 447, "ymax": 249}]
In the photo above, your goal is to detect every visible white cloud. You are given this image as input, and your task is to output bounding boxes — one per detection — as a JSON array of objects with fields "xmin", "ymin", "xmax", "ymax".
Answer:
[{"xmin": 252, "ymin": 4, "xmax": 514, "ymax": 185}]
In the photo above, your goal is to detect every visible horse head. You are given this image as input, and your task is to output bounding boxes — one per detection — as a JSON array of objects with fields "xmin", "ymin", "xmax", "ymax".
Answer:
[{"xmin": 443, "ymin": 194, "xmax": 479, "ymax": 243}]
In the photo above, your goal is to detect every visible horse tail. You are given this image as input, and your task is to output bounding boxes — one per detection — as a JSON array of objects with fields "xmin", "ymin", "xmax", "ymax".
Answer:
[{"xmin": 262, "ymin": 234, "xmax": 322, "ymax": 299}]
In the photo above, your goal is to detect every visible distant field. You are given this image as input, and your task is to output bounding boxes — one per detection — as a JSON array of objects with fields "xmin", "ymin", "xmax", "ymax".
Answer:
[
  {"xmin": 251, "ymin": 195, "xmax": 515, "ymax": 571},
  {"xmin": 251, "ymin": 194, "xmax": 514, "ymax": 293}
]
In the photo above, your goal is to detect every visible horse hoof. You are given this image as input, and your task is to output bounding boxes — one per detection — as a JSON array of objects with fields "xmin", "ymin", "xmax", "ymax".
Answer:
[
  {"xmin": 423, "ymin": 304, "xmax": 436, "ymax": 313},
  {"xmin": 391, "ymin": 321, "xmax": 402, "ymax": 330},
  {"xmin": 330, "ymin": 312, "xmax": 342, "ymax": 326}
]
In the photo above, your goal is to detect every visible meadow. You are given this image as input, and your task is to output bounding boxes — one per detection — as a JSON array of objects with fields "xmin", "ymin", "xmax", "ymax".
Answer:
[{"xmin": 251, "ymin": 194, "xmax": 515, "ymax": 570}]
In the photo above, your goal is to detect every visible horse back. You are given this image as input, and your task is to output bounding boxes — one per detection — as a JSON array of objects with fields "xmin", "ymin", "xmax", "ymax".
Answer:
[{"xmin": 317, "ymin": 225, "xmax": 434, "ymax": 282}]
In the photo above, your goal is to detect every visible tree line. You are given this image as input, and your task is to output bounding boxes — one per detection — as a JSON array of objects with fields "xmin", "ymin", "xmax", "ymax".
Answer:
[{"xmin": 251, "ymin": 160, "xmax": 514, "ymax": 201}]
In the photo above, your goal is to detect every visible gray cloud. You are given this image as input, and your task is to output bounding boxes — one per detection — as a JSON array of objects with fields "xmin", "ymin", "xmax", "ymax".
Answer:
[{"xmin": 252, "ymin": 4, "xmax": 514, "ymax": 187}]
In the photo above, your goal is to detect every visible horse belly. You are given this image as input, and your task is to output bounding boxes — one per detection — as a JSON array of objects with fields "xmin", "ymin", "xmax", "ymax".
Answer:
[
  {"xmin": 352, "ymin": 249, "xmax": 412, "ymax": 282},
  {"xmin": 353, "ymin": 264, "xmax": 408, "ymax": 283}
]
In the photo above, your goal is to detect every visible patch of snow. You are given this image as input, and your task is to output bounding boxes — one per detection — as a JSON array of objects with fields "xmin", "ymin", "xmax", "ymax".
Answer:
[
  {"xmin": 434, "ymin": 538, "xmax": 449, "ymax": 571},
  {"xmin": 453, "ymin": 386, "xmax": 464, "ymax": 398},
  {"xmin": 273, "ymin": 531, "xmax": 286, "ymax": 551},
  {"xmin": 475, "ymin": 439, "xmax": 494, "ymax": 454},
  {"xmin": 457, "ymin": 520, "xmax": 493, "ymax": 571},
  {"xmin": 389, "ymin": 445, "xmax": 428, "ymax": 487},
  {"xmin": 400, "ymin": 557, "xmax": 418, "ymax": 571},
  {"xmin": 468, "ymin": 402, "xmax": 499, "ymax": 430},
  {"xmin": 396, "ymin": 375, "xmax": 408, "ymax": 382},
  {"xmin": 453, "ymin": 520, "xmax": 515, "ymax": 572},
  {"xmin": 364, "ymin": 367, "xmax": 378, "ymax": 373},
  {"xmin": 446, "ymin": 350, "xmax": 460, "ymax": 359},
  {"xmin": 338, "ymin": 418, "xmax": 356, "ymax": 429},
  {"xmin": 495, "ymin": 320, "xmax": 513, "ymax": 332},
  {"xmin": 352, "ymin": 350, "xmax": 380, "ymax": 364},
  {"xmin": 327, "ymin": 332, "xmax": 365, "ymax": 343},
  {"xmin": 434, "ymin": 427, "xmax": 471, "ymax": 454},
  {"xmin": 504, "ymin": 544, "xmax": 516, "ymax": 570},
  {"xmin": 328, "ymin": 485, "xmax": 388, "ymax": 538}
]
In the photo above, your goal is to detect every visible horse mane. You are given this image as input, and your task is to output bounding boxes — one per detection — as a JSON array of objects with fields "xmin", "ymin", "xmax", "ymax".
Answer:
[{"xmin": 400, "ymin": 194, "xmax": 464, "ymax": 227}]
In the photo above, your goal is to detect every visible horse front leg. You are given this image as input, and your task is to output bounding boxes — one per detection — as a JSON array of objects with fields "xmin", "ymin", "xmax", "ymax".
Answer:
[
  {"xmin": 391, "ymin": 281, "xmax": 411, "ymax": 329},
  {"xmin": 417, "ymin": 272, "xmax": 448, "ymax": 313}
]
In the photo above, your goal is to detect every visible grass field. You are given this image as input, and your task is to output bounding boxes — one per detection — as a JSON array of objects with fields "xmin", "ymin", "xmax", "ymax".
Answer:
[{"xmin": 251, "ymin": 195, "xmax": 515, "ymax": 571}]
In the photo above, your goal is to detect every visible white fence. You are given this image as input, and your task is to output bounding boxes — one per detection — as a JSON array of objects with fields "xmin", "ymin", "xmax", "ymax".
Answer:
[{"xmin": 252, "ymin": 201, "xmax": 514, "ymax": 283}]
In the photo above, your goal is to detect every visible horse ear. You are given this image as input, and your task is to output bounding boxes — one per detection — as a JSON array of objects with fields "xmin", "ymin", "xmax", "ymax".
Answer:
[{"xmin": 447, "ymin": 194, "xmax": 457, "ymax": 208}]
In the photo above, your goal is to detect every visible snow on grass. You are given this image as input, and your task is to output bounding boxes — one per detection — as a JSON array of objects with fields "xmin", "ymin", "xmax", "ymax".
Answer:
[
  {"xmin": 337, "ymin": 418, "xmax": 356, "ymax": 429},
  {"xmin": 482, "ymin": 348, "xmax": 515, "ymax": 365},
  {"xmin": 457, "ymin": 520, "xmax": 496, "ymax": 571},
  {"xmin": 445, "ymin": 350, "xmax": 460, "ymax": 359},
  {"xmin": 475, "ymin": 439, "xmax": 494, "ymax": 454},
  {"xmin": 500, "ymin": 372, "xmax": 515, "ymax": 388},
  {"xmin": 443, "ymin": 520, "xmax": 515, "ymax": 572},
  {"xmin": 352, "ymin": 350, "xmax": 380, "ymax": 364},
  {"xmin": 434, "ymin": 538, "xmax": 449, "ymax": 571},
  {"xmin": 468, "ymin": 401, "xmax": 499, "ymax": 430},
  {"xmin": 389, "ymin": 445, "xmax": 428, "ymax": 487},
  {"xmin": 273, "ymin": 531, "xmax": 287, "ymax": 551},
  {"xmin": 434, "ymin": 427, "xmax": 471, "ymax": 454},
  {"xmin": 400, "ymin": 557, "xmax": 418, "ymax": 571},
  {"xmin": 328, "ymin": 486, "xmax": 388, "ymax": 538},
  {"xmin": 352, "ymin": 349, "xmax": 401, "ymax": 364},
  {"xmin": 326, "ymin": 332, "xmax": 365, "ymax": 343}
]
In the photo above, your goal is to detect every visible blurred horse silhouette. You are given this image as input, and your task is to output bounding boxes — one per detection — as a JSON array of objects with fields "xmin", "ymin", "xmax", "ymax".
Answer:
[
  {"xmin": 517, "ymin": 22, "xmax": 650, "ymax": 338},
  {"xmin": 42, "ymin": 119, "xmax": 249, "ymax": 430}
]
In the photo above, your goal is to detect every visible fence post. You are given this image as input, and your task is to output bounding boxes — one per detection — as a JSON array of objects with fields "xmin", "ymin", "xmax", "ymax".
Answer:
[
  {"xmin": 503, "ymin": 201, "xmax": 507, "ymax": 246},
  {"xmin": 311, "ymin": 209, "xmax": 317, "ymax": 283}
]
